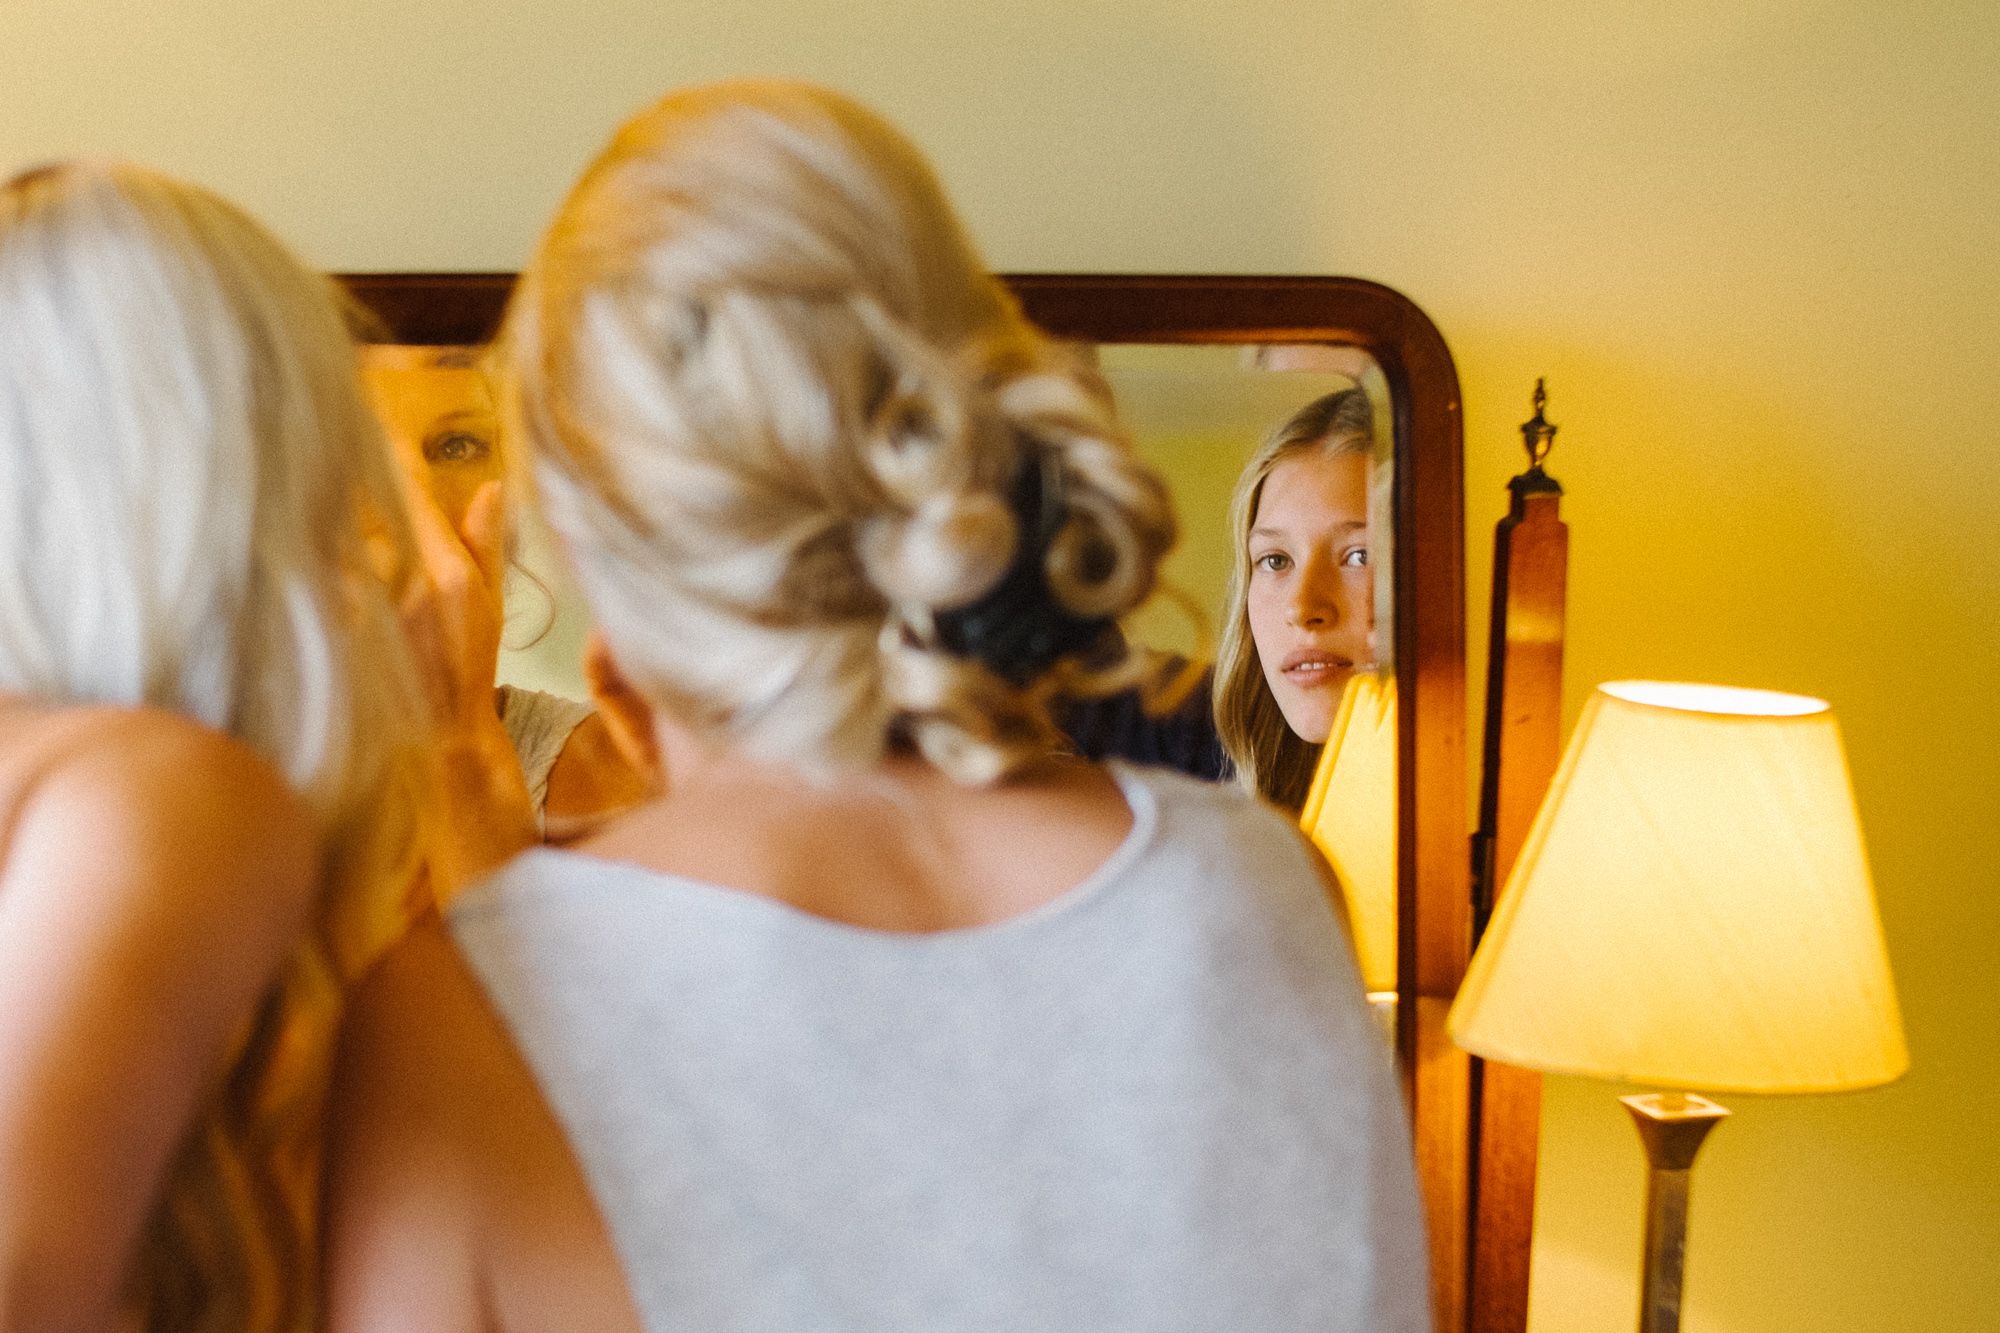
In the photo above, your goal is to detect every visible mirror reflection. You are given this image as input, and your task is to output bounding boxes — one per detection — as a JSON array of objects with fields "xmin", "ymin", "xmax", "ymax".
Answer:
[
  {"xmin": 359, "ymin": 337, "xmax": 1399, "ymax": 988},
  {"xmin": 1098, "ymin": 343, "xmax": 1398, "ymax": 999},
  {"xmin": 359, "ymin": 345, "xmax": 652, "ymax": 843}
]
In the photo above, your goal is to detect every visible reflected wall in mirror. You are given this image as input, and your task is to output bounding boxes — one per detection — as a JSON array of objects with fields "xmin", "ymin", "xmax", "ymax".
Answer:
[{"xmin": 343, "ymin": 273, "xmax": 1475, "ymax": 1331}]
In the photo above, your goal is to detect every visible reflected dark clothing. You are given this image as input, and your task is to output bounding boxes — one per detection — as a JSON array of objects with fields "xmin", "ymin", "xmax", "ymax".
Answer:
[{"xmin": 1059, "ymin": 659, "xmax": 1231, "ymax": 783}]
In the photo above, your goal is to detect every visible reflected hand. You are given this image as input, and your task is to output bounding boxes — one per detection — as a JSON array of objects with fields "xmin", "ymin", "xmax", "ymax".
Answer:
[
  {"xmin": 395, "ymin": 476, "xmax": 535, "ymax": 896},
  {"xmin": 399, "ymin": 479, "xmax": 508, "ymax": 734}
]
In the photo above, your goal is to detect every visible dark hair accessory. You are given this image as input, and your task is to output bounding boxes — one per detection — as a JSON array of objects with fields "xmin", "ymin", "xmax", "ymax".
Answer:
[{"xmin": 933, "ymin": 449, "xmax": 1116, "ymax": 686}]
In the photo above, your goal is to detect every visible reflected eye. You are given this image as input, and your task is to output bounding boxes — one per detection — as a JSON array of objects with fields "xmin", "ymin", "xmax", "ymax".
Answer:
[
  {"xmin": 1340, "ymin": 546, "xmax": 1370, "ymax": 570},
  {"xmin": 1254, "ymin": 551, "xmax": 1293, "ymax": 574},
  {"xmin": 424, "ymin": 430, "xmax": 492, "ymax": 465}
]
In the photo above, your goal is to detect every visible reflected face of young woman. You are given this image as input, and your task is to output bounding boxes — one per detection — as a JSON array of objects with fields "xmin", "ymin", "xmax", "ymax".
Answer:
[
  {"xmin": 1245, "ymin": 448, "xmax": 1374, "ymax": 744},
  {"xmin": 359, "ymin": 345, "xmax": 503, "ymax": 539}
]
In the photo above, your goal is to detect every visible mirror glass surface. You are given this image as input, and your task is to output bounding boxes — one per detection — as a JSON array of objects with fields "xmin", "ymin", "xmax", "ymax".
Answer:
[{"xmin": 361, "ymin": 337, "xmax": 1402, "ymax": 1003}]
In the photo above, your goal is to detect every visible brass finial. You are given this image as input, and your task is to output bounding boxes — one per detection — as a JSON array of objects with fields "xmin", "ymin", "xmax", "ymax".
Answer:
[{"xmin": 1520, "ymin": 378, "xmax": 1557, "ymax": 470}]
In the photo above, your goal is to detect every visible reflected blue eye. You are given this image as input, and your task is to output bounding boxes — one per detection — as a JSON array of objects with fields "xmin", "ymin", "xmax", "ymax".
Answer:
[
  {"xmin": 1340, "ymin": 546, "xmax": 1370, "ymax": 569},
  {"xmin": 1254, "ymin": 551, "xmax": 1292, "ymax": 574}
]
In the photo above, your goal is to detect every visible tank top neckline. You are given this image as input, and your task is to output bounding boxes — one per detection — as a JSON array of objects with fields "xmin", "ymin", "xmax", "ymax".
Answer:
[{"xmin": 470, "ymin": 760, "xmax": 1163, "ymax": 947}]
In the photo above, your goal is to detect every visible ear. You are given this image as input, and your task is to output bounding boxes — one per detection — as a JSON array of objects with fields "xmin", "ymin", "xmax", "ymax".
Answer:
[
  {"xmin": 584, "ymin": 628, "xmax": 676, "ymax": 784},
  {"xmin": 583, "ymin": 633, "xmax": 663, "ymax": 782}
]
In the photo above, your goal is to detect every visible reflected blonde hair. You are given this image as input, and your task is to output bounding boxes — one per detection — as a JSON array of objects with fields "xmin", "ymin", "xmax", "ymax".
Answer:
[
  {"xmin": 503, "ymin": 80, "xmax": 1176, "ymax": 783},
  {"xmin": 0, "ymin": 162, "xmax": 423, "ymax": 1329},
  {"xmin": 1214, "ymin": 388, "xmax": 1374, "ymax": 811}
]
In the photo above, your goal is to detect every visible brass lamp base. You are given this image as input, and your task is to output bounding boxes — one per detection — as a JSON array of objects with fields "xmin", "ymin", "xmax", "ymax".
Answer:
[{"xmin": 1621, "ymin": 1092, "xmax": 1730, "ymax": 1333}]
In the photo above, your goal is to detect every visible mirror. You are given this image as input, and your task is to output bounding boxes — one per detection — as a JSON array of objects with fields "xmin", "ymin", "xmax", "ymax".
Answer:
[{"xmin": 345, "ymin": 272, "xmax": 1474, "ymax": 1330}]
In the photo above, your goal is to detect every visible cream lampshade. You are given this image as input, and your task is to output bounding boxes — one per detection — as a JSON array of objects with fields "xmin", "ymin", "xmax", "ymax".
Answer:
[
  {"xmin": 1300, "ymin": 671, "xmax": 1397, "ymax": 995},
  {"xmin": 1449, "ymin": 680, "xmax": 1905, "ymax": 1091},
  {"xmin": 1447, "ymin": 680, "xmax": 1906, "ymax": 1333}
]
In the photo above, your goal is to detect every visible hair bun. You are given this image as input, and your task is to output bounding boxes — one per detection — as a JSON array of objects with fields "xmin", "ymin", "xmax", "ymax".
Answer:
[
  {"xmin": 861, "ymin": 488, "xmax": 1016, "ymax": 611},
  {"xmin": 931, "ymin": 449, "xmax": 1120, "ymax": 686},
  {"xmin": 501, "ymin": 81, "xmax": 1180, "ymax": 784},
  {"xmin": 994, "ymin": 368, "xmax": 1104, "ymax": 435}
]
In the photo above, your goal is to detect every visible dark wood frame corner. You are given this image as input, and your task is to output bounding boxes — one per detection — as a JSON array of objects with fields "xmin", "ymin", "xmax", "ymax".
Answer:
[{"xmin": 340, "ymin": 270, "xmax": 1482, "ymax": 1332}]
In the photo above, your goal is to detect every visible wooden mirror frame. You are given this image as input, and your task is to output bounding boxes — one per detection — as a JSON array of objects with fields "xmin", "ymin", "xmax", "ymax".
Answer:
[{"xmin": 342, "ymin": 271, "xmax": 1479, "ymax": 1330}]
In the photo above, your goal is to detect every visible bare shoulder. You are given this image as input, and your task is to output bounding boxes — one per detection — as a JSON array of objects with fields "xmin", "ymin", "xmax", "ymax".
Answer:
[
  {"xmin": 77, "ymin": 705, "xmax": 307, "ymax": 819},
  {"xmin": 326, "ymin": 918, "xmax": 643, "ymax": 1331},
  {"xmin": 0, "ymin": 707, "xmax": 320, "ymax": 1330},
  {"xmin": 336, "ymin": 916, "xmax": 505, "ymax": 1108},
  {"xmin": 0, "ymin": 704, "xmax": 317, "ymax": 936},
  {"xmin": 331, "ymin": 916, "xmax": 589, "ymax": 1182},
  {"xmin": 323, "ymin": 919, "xmax": 497, "ymax": 1328},
  {"xmin": 328, "ymin": 917, "xmax": 557, "ymax": 1218}
]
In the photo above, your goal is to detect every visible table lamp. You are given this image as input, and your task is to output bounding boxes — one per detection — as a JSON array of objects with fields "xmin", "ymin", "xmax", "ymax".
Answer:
[
  {"xmin": 1300, "ymin": 670, "xmax": 1397, "ymax": 998},
  {"xmin": 1447, "ymin": 681, "xmax": 1906, "ymax": 1333}
]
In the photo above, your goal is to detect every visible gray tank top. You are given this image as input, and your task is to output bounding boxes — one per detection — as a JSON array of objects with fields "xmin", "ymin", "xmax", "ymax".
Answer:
[{"xmin": 449, "ymin": 763, "xmax": 1430, "ymax": 1333}]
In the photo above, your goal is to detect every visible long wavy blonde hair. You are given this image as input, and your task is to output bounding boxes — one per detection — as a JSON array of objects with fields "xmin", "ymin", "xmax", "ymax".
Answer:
[
  {"xmin": 1213, "ymin": 388, "xmax": 1374, "ymax": 811},
  {"xmin": 0, "ymin": 162, "xmax": 424, "ymax": 1329},
  {"xmin": 501, "ymin": 80, "xmax": 1178, "ymax": 784}
]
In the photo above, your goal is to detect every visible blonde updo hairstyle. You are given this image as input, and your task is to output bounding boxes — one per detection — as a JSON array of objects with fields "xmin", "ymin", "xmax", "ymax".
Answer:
[
  {"xmin": 0, "ymin": 162, "xmax": 423, "ymax": 1329},
  {"xmin": 503, "ymin": 80, "xmax": 1176, "ymax": 784},
  {"xmin": 1214, "ymin": 387, "xmax": 1375, "ymax": 811}
]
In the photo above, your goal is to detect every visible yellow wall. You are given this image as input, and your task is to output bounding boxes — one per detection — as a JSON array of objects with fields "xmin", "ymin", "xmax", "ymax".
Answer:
[{"xmin": 6, "ymin": 2, "xmax": 1996, "ymax": 1327}]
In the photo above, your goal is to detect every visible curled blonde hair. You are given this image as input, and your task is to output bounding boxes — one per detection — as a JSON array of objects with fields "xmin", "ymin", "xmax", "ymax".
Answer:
[
  {"xmin": 503, "ymin": 80, "xmax": 1176, "ymax": 783},
  {"xmin": 0, "ymin": 162, "xmax": 423, "ymax": 1329},
  {"xmin": 1214, "ymin": 388, "xmax": 1375, "ymax": 811}
]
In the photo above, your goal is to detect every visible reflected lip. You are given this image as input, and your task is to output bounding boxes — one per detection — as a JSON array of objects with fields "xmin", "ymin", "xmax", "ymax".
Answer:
[{"xmin": 1280, "ymin": 650, "xmax": 1355, "ymax": 680}]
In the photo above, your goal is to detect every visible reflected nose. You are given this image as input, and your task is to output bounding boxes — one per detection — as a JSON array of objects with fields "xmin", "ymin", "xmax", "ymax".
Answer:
[{"xmin": 1285, "ymin": 557, "xmax": 1341, "ymax": 629}]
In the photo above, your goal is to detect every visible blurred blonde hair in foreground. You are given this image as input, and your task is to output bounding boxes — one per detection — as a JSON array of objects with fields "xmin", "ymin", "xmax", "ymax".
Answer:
[
  {"xmin": 0, "ymin": 162, "xmax": 423, "ymax": 1329},
  {"xmin": 501, "ymin": 79, "xmax": 1178, "ymax": 784}
]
